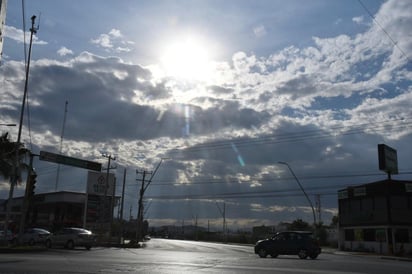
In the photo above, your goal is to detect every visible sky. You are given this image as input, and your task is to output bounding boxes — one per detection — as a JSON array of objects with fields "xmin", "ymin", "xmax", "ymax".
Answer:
[{"xmin": 1, "ymin": 0, "xmax": 411, "ymax": 231}]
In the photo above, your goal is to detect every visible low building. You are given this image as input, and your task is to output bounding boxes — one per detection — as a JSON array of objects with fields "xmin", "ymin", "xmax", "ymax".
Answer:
[
  {"xmin": 338, "ymin": 179, "xmax": 412, "ymax": 255},
  {"xmin": 0, "ymin": 191, "xmax": 118, "ymax": 234}
]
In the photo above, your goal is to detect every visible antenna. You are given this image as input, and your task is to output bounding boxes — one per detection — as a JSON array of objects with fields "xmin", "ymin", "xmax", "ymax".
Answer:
[
  {"xmin": 55, "ymin": 100, "xmax": 68, "ymax": 191},
  {"xmin": 36, "ymin": 12, "xmax": 41, "ymax": 30}
]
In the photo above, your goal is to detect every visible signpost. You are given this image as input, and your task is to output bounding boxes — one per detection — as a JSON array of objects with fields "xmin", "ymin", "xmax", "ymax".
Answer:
[
  {"xmin": 39, "ymin": 151, "xmax": 102, "ymax": 171},
  {"xmin": 378, "ymin": 144, "xmax": 398, "ymax": 179}
]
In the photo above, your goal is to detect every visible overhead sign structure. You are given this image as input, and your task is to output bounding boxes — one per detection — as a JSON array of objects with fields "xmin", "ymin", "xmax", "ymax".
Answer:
[
  {"xmin": 39, "ymin": 151, "xmax": 102, "ymax": 171},
  {"xmin": 378, "ymin": 144, "xmax": 398, "ymax": 175}
]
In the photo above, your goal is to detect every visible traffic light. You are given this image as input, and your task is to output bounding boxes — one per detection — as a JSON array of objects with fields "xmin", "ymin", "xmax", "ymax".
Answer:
[{"xmin": 27, "ymin": 173, "xmax": 37, "ymax": 198}]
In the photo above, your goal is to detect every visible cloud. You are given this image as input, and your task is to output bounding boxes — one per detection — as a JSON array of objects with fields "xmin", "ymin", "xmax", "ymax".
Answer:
[
  {"xmin": 4, "ymin": 25, "xmax": 48, "ymax": 45},
  {"xmin": 57, "ymin": 47, "xmax": 74, "ymax": 56},
  {"xmin": 1, "ymin": 0, "xmax": 411, "ymax": 228},
  {"xmin": 253, "ymin": 25, "xmax": 267, "ymax": 38},
  {"xmin": 90, "ymin": 28, "xmax": 134, "ymax": 53},
  {"xmin": 352, "ymin": 16, "xmax": 365, "ymax": 25}
]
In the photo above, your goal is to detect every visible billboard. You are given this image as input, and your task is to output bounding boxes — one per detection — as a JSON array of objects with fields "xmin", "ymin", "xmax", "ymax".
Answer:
[
  {"xmin": 378, "ymin": 144, "xmax": 398, "ymax": 175},
  {"xmin": 87, "ymin": 171, "xmax": 115, "ymax": 196}
]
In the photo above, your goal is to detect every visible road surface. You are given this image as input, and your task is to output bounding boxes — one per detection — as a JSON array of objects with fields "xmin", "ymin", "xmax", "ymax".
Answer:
[{"xmin": 0, "ymin": 238, "xmax": 411, "ymax": 273}]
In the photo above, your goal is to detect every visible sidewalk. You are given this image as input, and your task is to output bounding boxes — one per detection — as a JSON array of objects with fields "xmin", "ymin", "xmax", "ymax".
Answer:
[{"xmin": 322, "ymin": 247, "xmax": 412, "ymax": 262}]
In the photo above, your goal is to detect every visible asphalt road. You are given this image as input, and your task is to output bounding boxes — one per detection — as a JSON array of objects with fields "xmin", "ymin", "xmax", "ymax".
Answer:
[{"xmin": 0, "ymin": 239, "xmax": 411, "ymax": 273}]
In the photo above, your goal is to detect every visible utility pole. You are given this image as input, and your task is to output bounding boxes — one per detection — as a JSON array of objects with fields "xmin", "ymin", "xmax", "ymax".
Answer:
[
  {"xmin": 136, "ymin": 170, "xmax": 151, "ymax": 241},
  {"xmin": 315, "ymin": 194, "xmax": 322, "ymax": 224},
  {"xmin": 4, "ymin": 15, "xmax": 38, "ymax": 240},
  {"xmin": 119, "ymin": 168, "xmax": 126, "ymax": 244},
  {"xmin": 55, "ymin": 100, "xmax": 68, "ymax": 191},
  {"xmin": 215, "ymin": 201, "xmax": 226, "ymax": 243},
  {"xmin": 135, "ymin": 158, "xmax": 170, "ymax": 241},
  {"xmin": 102, "ymin": 153, "xmax": 116, "ymax": 241}
]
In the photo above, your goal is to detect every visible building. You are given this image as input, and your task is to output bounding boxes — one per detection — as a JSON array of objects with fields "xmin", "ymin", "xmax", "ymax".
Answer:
[
  {"xmin": 0, "ymin": 0, "xmax": 7, "ymax": 62},
  {"xmin": 0, "ymin": 191, "xmax": 119, "ymax": 235},
  {"xmin": 338, "ymin": 179, "xmax": 412, "ymax": 255}
]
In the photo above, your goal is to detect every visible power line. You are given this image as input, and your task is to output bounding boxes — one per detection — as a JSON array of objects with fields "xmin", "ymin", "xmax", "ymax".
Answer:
[
  {"xmin": 358, "ymin": 0, "xmax": 410, "ymax": 62},
  {"xmin": 148, "ymin": 171, "xmax": 412, "ymax": 187},
  {"xmin": 169, "ymin": 117, "xmax": 412, "ymax": 154}
]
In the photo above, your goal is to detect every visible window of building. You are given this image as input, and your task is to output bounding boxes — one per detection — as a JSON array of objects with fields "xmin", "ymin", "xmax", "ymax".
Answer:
[
  {"xmin": 395, "ymin": 229, "xmax": 409, "ymax": 243},
  {"xmin": 363, "ymin": 229, "xmax": 376, "ymax": 242},
  {"xmin": 345, "ymin": 229, "xmax": 354, "ymax": 241}
]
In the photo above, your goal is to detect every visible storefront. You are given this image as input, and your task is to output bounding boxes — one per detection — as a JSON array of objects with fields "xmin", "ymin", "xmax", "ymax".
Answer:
[{"xmin": 338, "ymin": 180, "xmax": 412, "ymax": 255}]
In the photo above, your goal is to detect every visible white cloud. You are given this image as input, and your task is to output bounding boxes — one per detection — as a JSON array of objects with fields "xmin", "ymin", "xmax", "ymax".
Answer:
[
  {"xmin": 253, "ymin": 25, "xmax": 267, "ymax": 38},
  {"xmin": 352, "ymin": 16, "xmax": 364, "ymax": 24},
  {"xmin": 57, "ymin": 46, "xmax": 74, "ymax": 56},
  {"xmin": 4, "ymin": 25, "xmax": 48, "ymax": 45},
  {"xmin": 90, "ymin": 28, "xmax": 133, "ymax": 53}
]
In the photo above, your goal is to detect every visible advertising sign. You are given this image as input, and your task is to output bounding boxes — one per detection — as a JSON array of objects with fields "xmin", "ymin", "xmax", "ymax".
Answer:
[
  {"xmin": 87, "ymin": 171, "xmax": 115, "ymax": 196},
  {"xmin": 378, "ymin": 144, "xmax": 398, "ymax": 175}
]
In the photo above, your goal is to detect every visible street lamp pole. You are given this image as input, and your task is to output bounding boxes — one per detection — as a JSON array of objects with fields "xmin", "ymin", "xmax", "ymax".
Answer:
[
  {"xmin": 144, "ymin": 157, "xmax": 170, "ymax": 192},
  {"xmin": 278, "ymin": 161, "xmax": 317, "ymax": 228}
]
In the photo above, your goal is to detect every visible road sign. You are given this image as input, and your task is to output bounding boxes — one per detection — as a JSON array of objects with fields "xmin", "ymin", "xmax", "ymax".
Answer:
[{"xmin": 39, "ymin": 151, "xmax": 102, "ymax": 171}]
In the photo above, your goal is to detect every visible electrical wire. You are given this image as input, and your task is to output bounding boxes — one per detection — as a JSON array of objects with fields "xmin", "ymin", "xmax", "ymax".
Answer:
[
  {"xmin": 358, "ymin": 0, "xmax": 410, "ymax": 62},
  {"xmin": 169, "ymin": 117, "xmax": 412, "ymax": 154}
]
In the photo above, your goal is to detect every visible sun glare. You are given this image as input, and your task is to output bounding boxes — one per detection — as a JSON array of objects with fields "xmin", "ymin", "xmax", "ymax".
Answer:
[{"xmin": 159, "ymin": 37, "xmax": 214, "ymax": 82}]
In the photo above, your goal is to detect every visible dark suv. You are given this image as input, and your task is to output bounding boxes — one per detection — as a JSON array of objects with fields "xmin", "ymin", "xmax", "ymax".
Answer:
[{"xmin": 254, "ymin": 231, "xmax": 321, "ymax": 259}]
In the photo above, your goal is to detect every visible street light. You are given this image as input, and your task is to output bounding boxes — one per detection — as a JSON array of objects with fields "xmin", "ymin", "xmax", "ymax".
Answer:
[
  {"xmin": 278, "ymin": 161, "xmax": 317, "ymax": 227},
  {"xmin": 144, "ymin": 157, "xmax": 171, "ymax": 192}
]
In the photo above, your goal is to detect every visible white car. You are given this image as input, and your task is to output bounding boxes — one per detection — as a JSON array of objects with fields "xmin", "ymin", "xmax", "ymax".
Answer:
[
  {"xmin": 46, "ymin": 227, "xmax": 95, "ymax": 250},
  {"xmin": 21, "ymin": 228, "xmax": 51, "ymax": 246}
]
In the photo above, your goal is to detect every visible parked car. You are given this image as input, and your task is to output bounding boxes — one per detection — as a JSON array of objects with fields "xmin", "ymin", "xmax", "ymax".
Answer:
[
  {"xmin": 254, "ymin": 231, "xmax": 321, "ymax": 259},
  {"xmin": 21, "ymin": 228, "xmax": 51, "ymax": 246},
  {"xmin": 46, "ymin": 227, "xmax": 95, "ymax": 250}
]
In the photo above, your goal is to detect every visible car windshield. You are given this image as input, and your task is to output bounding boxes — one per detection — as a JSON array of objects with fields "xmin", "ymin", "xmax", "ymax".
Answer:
[{"xmin": 1, "ymin": 1, "xmax": 411, "ymax": 273}]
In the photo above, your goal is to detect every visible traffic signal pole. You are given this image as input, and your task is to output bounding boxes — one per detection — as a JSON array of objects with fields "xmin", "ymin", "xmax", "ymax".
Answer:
[{"xmin": 18, "ymin": 153, "xmax": 38, "ymax": 243}]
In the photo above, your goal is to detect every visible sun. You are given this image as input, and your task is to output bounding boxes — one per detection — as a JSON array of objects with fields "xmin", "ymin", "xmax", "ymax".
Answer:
[{"xmin": 159, "ymin": 37, "xmax": 214, "ymax": 82}]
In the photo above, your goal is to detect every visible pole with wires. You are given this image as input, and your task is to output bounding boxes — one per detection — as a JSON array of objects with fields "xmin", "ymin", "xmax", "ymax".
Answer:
[{"xmin": 3, "ymin": 15, "xmax": 38, "ymax": 242}]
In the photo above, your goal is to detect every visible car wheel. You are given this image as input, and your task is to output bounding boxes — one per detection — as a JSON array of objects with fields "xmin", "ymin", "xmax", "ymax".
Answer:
[
  {"xmin": 45, "ymin": 239, "xmax": 52, "ymax": 248},
  {"xmin": 66, "ymin": 240, "xmax": 75, "ymax": 250},
  {"xmin": 309, "ymin": 253, "xmax": 318, "ymax": 259},
  {"xmin": 85, "ymin": 245, "xmax": 91, "ymax": 250},
  {"xmin": 29, "ymin": 239, "xmax": 35, "ymax": 246},
  {"xmin": 258, "ymin": 248, "xmax": 268, "ymax": 258},
  {"xmin": 298, "ymin": 249, "xmax": 308, "ymax": 259},
  {"xmin": 270, "ymin": 253, "xmax": 278, "ymax": 258}
]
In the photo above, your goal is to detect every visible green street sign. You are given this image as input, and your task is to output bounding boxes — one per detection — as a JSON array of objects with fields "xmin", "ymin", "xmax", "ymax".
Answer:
[{"xmin": 39, "ymin": 151, "xmax": 102, "ymax": 171}]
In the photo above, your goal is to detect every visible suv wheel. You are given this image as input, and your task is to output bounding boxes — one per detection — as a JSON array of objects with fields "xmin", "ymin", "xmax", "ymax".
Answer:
[
  {"xmin": 298, "ymin": 249, "xmax": 308, "ymax": 259},
  {"xmin": 309, "ymin": 253, "xmax": 318, "ymax": 259},
  {"xmin": 45, "ymin": 239, "xmax": 52, "ymax": 248},
  {"xmin": 258, "ymin": 248, "xmax": 268, "ymax": 258},
  {"xmin": 66, "ymin": 240, "xmax": 75, "ymax": 249}
]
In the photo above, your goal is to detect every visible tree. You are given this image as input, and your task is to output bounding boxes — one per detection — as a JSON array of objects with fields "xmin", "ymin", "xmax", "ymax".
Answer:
[
  {"xmin": 331, "ymin": 215, "xmax": 339, "ymax": 227},
  {"xmin": 287, "ymin": 219, "xmax": 311, "ymax": 231},
  {"xmin": 0, "ymin": 132, "xmax": 29, "ymax": 182}
]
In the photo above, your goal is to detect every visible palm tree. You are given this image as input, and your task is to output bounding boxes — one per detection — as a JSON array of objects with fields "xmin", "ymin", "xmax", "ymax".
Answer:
[{"xmin": 0, "ymin": 132, "xmax": 28, "ymax": 183}]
